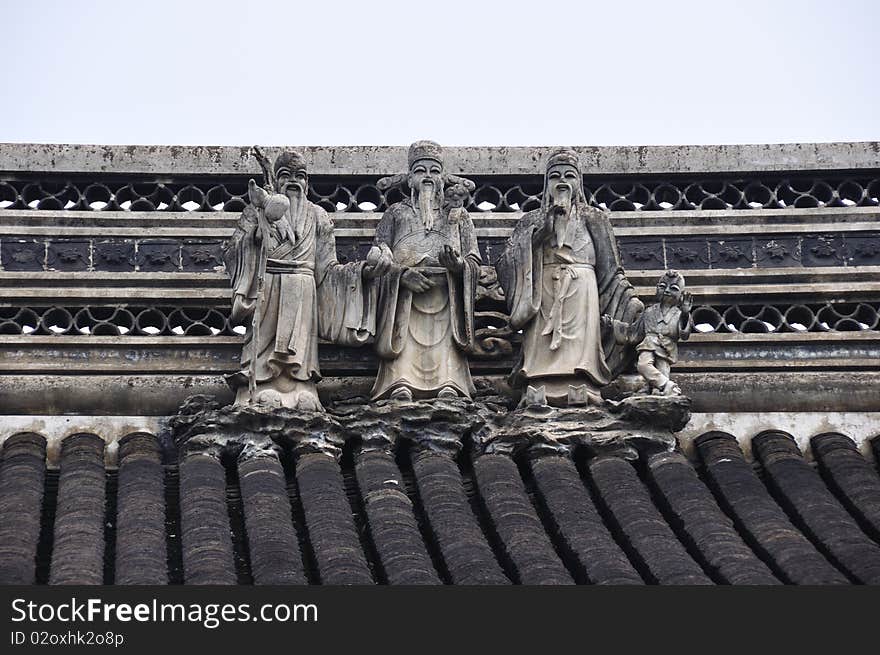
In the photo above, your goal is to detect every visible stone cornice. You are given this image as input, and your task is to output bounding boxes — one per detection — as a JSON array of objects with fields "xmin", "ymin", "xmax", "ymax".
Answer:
[{"xmin": 1, "ymin": 142, "xmax": 879, "ymax": 175}]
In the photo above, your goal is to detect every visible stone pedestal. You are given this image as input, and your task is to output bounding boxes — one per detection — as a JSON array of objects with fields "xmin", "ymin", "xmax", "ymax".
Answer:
[{"xmin": 477, "ymin": 394, "xmax": 690, "ymax": 460}]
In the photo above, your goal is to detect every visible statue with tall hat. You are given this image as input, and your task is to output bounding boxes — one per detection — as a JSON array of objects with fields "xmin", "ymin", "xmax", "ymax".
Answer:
[
  {"xmin": 222, "ymin": 148, "xmax": 389, "ymax": 411},
  {"xmin": 370, "ymin": 140, "xmax": 482, "ymax": 401},
  {"xmin": 495, "ymin": 147, "xmax": 643, "ymax": 406}
]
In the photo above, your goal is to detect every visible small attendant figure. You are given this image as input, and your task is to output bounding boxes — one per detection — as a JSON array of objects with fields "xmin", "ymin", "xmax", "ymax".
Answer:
[
  {"xmin": 443, "ymin": 182, "xmax": 470, "ymax": 225},
  {"xmin": 604, "ymin": 270, "xmax": 692, "ymax": 396}
]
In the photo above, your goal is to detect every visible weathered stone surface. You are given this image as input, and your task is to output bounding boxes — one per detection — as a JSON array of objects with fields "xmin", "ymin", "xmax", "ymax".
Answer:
[
  {"xmin": 607, "ymin": 394, "xmax": 692, "ymax": 432},
  {"xmin": 330, "ymin": 394, "xmax": 503, "ymax": 456},
  {"xmin": 172, "ymin": 389, "xmax": 503, "ymax": 461},
  {"xmin": 3, "ymin": 142, "xmax": 878, "ymax": 175},
  {"xmin": 6, "ymin": 370, "xmax": 880, "ymax": 418},
  {"xmin": 369, "ymin": 141, "xmax": 481, "ymax": 402},
  {"xmin": 496, "ymin": 149, "xmax": 643, "ymax": 399},
  {"xmin": 607, "ymin": 270, "xmax": 692, "ymax": 396},
  {"xmin": 224, "ymin": 149, "xmax": 376, "ymax": 411},
  {"xmin": 477, "ymin": 396, "xmax": 683, "ymax": 460},
  {"xmin": 170, "ymin": 367, "xmax": 687, "ymax": 473},
  {"xmin": 4, "ymin": 208, "xmax": 880, "ymax": 258},
  {"xmin": 170, "ymin": 394, "xmax": 345, "ymax": 460},
  {"xmin": 3, "ymin": 139, "xmax": 878, "ymax": 588}
]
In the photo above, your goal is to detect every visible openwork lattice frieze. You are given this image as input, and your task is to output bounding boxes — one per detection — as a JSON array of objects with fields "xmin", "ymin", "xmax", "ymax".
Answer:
[
  {"xmin": 2, "ymin": 301, "xmax": 877, "ymax": 339},
  {"xmin": 2, "ymin": 173, "xmax": 879, "ymax": 213},
  {"xmin": 0, "ymin": 305, "xmax": 237, "ymax": 337}
]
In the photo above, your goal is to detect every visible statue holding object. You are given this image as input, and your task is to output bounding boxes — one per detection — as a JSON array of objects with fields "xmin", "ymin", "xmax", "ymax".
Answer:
[
  {"xmin": 222, "ymin": 148, "xmax": 390, "ymax": 412},
  {"xmin": 370, "ymin": 140, "xmax": 482, "ymax": 401},
  {"xmin": 483, "ymin": 149, "xmax": 691, "ymax": 458}
]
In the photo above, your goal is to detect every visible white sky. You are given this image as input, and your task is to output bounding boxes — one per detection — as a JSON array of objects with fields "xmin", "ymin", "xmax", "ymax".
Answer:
[{"xmin": 2, "ymin": 0, "xmax": 878, "ymax": 146}]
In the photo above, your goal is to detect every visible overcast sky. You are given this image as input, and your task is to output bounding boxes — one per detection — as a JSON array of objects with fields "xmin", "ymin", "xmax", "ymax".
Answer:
[{"xmin": 2, "ymin": 0, "xmax": 878, "ymax": 146}]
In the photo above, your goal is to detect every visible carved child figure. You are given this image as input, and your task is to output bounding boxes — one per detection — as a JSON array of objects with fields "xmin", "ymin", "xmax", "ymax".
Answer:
[
  {"xmin": 444, "ymin": 182, "xmax": 469, "ymax": 225},
  {"xmin": 604, "ymin": 270, "xmax": 692, "ymax": 396}
]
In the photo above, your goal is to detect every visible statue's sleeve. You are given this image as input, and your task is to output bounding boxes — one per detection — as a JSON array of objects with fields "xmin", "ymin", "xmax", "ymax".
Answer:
[
  {"xmin": 448, "ymin": 211, "xmax": 481, "ymax": 351},
  {"xmin": 495, "ymin": 211, "xmax": 542, "ymax": 330},
  {"xmin": 371, "ymin": 207, "xmax": 409, "ymax": 359},
  {"xmin": 315, "ymin": 209, "xmax": 377, "ymax": 346},
  {"xmin": 222, "ymin": 206, "xmax": 259, "ymax": 325},
  {"xmin": 586, "ymin": 207, "xmax": 645, "ymax": 376},
  {"xmin": 611, "ymin": 316, "xmax": 646, "ymax": 346}
]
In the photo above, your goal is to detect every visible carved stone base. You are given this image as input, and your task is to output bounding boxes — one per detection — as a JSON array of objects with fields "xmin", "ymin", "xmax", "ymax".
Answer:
[
  {"xmin": 477, "ymin": 394, "xmax": 690, "ymax": 460},
  {"xmin": 328, "ymin": 394, "xmax": 504, "ymax": 457},
  {"xmin": 170, "ymin": 393, "xmax": 503, "ymax": 460},
  {"xmin": 605, "ymin": 394, "xmax": 692, "ymax": 432},
  {"xmin": 169, "ymin": 394, "xmax": 344, "ymax": 459},
  {"xmin": 231, "ymin": 379, "xmax": 323, "ymax": 413},
  {"xmin": 169, "ymin": 389, "xmax": 689, "ymax": 463}
]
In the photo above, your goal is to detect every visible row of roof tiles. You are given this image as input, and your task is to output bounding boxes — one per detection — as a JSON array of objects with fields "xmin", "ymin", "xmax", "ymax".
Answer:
[{"xmin": 0, "ymin": 429, "xmax": 879, "ymax": 585}]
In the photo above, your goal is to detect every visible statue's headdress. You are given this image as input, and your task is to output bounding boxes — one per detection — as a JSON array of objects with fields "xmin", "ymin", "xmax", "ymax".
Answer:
[
  {"xmin": 542, "ymin": 147, "xmax": 587, "ymax": 209},
  {"xmin": 377, "ymin": 140, "xmax": 474, "ymax": 194},
  {"xmin": 408, "ymin": 140, "xmax": 443, "ymax": 169},
  {"xmin": 273, "ymin": 150, "xmax": 308, "ymax": 177},
  {"xmin": 545, "ymin": 147, "xmax": 581, "ymax": 173},
  {"xmin": 660, "ymin": 269, "xmax": 685, "ymax": 286}
]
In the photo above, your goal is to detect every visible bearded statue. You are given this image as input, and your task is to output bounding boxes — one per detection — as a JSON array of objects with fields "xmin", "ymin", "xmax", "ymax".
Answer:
[
  {"xmin": 495, "ymin": 148, "xmax": 643, "ymax": 406},
  {"xmin": 369, "ymin": 140, "xmax": 482, "ymax": 401},
  {"xmin": 222, "ymin": 149, "xmax": 387, "ymax": 411}
]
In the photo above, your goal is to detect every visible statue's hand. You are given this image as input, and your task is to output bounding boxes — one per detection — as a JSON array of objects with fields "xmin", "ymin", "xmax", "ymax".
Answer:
[
  {"xmin": 680, "ymin": 291, "xmax": 693, "ymax": 314},
  {"xmin": 600, "ymin": 314, "xmax": 613, "ymax": 333},
  {"xmin": 401, "ymin": 268, "xmax": 436, "ymax": 294},
  {"xmin": 363, "ymin": 246, "xmax": 393, "ymax": 279},
  {"xmin": 439, "ymin": 245, "xmax": 464, "ymax": 274}
]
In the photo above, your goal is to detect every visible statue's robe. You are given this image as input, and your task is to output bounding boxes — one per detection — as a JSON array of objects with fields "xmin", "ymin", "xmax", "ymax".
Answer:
[
  {"xmin": 223, "ymin": 201, "xmax": 375, "ymax": 394},
  {"xmin": 495, "ymin": 204, "xmax": 643, "ymax": 388},
  {"xmin": 371, "ymin": 200, "xmax": 480, "ymax": 399}
]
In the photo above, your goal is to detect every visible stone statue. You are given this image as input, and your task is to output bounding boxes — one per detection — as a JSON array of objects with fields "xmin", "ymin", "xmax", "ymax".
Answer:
[
  {"xmin": 223, "ymin": 149, "xmax": 388, "ymax": 411},
  {"xmin": 605, "ymin": 270, "xmax": 692, "ymax": 396},
  {"xmin": 495, "ymin": 148, "xmax": 643, "ymax": 406},
  {"xmin": 370, "ymin": 140, "xmax": 482, "ymax": 401}
]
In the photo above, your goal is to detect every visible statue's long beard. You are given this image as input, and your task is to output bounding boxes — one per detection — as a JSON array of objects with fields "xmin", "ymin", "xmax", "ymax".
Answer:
[
  {"xmin": 549, "ymin": 185, "xmax": 573, "ymax": 217},
  {"xmin": 413, "ymin": 181, "xmax": 441, "ymax": 231},
  {"xmin": 547, "ymin": 185, "xmax": 576, "ymax": 247},
  {"xmin": 286, "ymin": 184, "xmax": 306, "ymax": 239}
]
